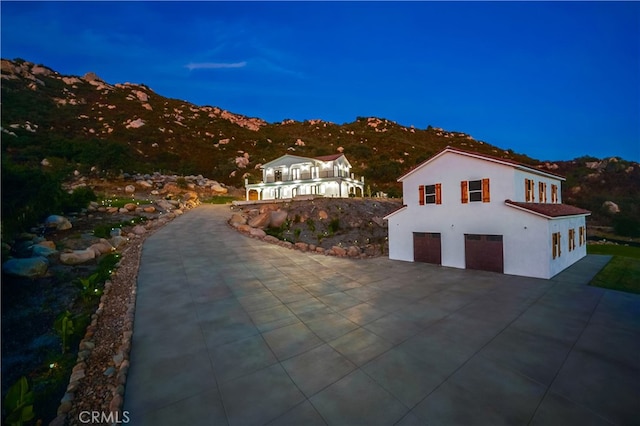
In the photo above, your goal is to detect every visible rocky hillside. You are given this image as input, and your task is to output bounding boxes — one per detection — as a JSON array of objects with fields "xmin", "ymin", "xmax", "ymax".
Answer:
[{"xmin": 2, "ymin": 58, "xmax": 639, "ymax": 233}]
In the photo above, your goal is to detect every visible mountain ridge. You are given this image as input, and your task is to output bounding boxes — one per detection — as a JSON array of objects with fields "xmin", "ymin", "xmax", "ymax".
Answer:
[{"xmin": 2, "ymin": 58, "xmax": 639, "ymax": 232}]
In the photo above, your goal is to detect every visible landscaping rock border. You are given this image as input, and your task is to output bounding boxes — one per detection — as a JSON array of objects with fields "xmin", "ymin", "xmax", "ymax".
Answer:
[{"xmin": 49, "ymin": 201, "xmax": 201, "ymax": 426}]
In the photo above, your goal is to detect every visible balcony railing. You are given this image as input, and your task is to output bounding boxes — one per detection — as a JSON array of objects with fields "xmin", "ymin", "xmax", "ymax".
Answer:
[{"xmin": 263, "ymin": 170, "xmax": 361, "ymax": 183}]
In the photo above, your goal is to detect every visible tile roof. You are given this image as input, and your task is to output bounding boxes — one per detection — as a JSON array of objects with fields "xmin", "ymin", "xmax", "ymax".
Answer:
[
  {"xmin": 505, "ymin": 200, "xmax": 591, "ymax": 218},
  {"xmin": 314, "ymin": 153, "xmax": 344, "ymax": 162}
]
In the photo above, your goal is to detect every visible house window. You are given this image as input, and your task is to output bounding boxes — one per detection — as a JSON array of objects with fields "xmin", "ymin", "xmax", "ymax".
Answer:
[
  {"xmin": 311, "ymin": 166, "xmax": 319, "ymax": 179},
  {"xmin": 291, "ymin": 168, "xmax": 300, "ymax": 180},
  {"xmin": 579, "ymin": 226, "xmax": 586, "ymax": 246},
  {"xmin": 419, "ymin": 183, "xmax": 442, "ymax": 205},
  {"xmin": 525, "ymin": 179, "xmax": 535, "ymax": 202},
  {"xmin": 539, "ymin": 182, "xmax": 547, "ymax": 203},
  {"xmin": 274, "ymin": 170, "xmax": 282, "ymax": 182},
  {"xmin": 551, "ymin": 184, "xmax": 558, "ymax": 203},
  {"xmin": 568, "ymin": 228, "xmax": 576, "ymax": 251},
  {"xmin": 461, "ymin": 179, "xmax": 490, "ymax": 203},
  {"xmin": 552, "ymin": 232, "xmax": 561, "ymax": 259}
]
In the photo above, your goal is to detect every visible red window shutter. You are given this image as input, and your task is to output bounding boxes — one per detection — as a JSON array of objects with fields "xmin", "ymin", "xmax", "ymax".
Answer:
[
  {"xmin": 482, "ymin": 178, "xmax": 490, "ymax": 202},
  {"xmin": 418, "ymin": 185, "xmax": 425, "ymax": 205},
  {"xmin": 461, "ymin": 181, "xmax": 468, "ymax": 204},
  {"xmin": 435, "ymin": 183, "xmax": 442, "ymax": 205}
]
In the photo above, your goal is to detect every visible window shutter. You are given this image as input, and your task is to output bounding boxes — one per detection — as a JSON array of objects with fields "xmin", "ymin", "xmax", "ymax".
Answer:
[
  {"xmin": 418, "ymin": 185, "xmax": 425, "ymax": 206},
  {"xmin": 558, "ymin": 233, "xmax": 561, "ymax": 256},
  {"xmin": 525, "ymin": 179, "xmax": 529, "ymax": 201},
  {"xmin": 482, "ymin": 178, "xmax": 490, "ymax": 202},
  {"xmin": 461, "ymin": 181, "xmax": 468, "ymax": 204},
  {"xmin": 435, "ymin": 183, "xmax": 442, "ymax": 205}
]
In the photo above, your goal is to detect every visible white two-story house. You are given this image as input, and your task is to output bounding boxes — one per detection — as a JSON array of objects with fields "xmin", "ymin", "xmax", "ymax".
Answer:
[
  {"xmin": 385, "ymin": 147, "xmax": 590, "ymax": 279},
  {"xmin": 245, "ymin": 153, "xmax": 365, "ymax": 201}
]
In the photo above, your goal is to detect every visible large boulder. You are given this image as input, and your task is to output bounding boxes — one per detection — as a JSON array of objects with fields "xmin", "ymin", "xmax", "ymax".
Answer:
[
  {"xmin": 602, "ymin": 201, "xmax": 620, "ymax": 214},
  {"xmin": 60, "ymin": 249, "xmax": 96, "ymax": 265},
  {"xmin": 45, "ymin": 215, "xmax": 72, "ymax": 231},
  {"xmin": 229, "ymin": 213, "xmax": 247, "ymax": 227},
  {"xmin": 212, "ymin": 184, "xmax": 228, "ymax": 194},
  {"xmin": 269, "ymin": 210, "xmax": 288, "ymax": 228},
  {"xmin": 88, "ymin": 239, "xmax": 114, "ymax": 256},
  {"xmin": 3, "ymin": 257, "xmax": 49, "ymax": 278},
  {"xmin": 249, "ymin": 228, "xmax": 267, "ymax": 238},
  {"xmin": 248, "ymin": 212, "xmax": 271, "ymax": 228},
  {"xmin": 32, "ymin": 245, "xmax": 58, "ymax": 257}
]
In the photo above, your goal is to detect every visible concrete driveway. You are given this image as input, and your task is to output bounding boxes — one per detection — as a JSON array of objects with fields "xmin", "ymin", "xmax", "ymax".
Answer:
[{"xmin": 124, "ymin": 204, "xmax": 640, "ymax": 425}]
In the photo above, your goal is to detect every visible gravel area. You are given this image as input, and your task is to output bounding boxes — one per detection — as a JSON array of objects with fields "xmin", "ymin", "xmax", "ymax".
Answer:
[{"xmin": 50, "ymin": 217, "xmax": 171, "ymax": 426}]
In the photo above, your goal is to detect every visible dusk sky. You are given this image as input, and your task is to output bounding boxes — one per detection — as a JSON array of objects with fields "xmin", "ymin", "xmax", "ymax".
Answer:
[{"xmin": 2, "ymin": 1, "xmax": 639, "ymax": 162}]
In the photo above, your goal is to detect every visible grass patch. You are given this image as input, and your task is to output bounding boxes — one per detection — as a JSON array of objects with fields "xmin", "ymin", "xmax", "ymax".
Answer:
[
  {"xmin": 202, "ymin": 195, "xmax": 239, "ymax": 204},
  {"xmin": 588, "ymin": 244, "xmax": 640, "ymax": 294},
  {"xmin": 590, "ymin": 256, "xmax": 640, "ymax": 294},
  {"xmin": 587, "ymin": 244, "xmax": 640, "ymax": 259}
]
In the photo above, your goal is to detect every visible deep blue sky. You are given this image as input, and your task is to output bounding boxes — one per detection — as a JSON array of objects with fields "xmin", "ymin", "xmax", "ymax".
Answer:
[{"xmin": 2, "ymin": 1, "xmax": 639, "ymax": 161}]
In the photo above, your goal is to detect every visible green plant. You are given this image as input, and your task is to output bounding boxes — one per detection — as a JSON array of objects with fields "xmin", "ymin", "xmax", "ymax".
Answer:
[
  {"xmin": 75, "ymin": 273, "xmax": 103, "ymax": 303},
  {"xmin": 4, "ymin": 376, "xmax": 35, "ymax": 426},
  {"xmin": 306, "ymin": 219, "xmax": 316, "ymax": 232},
  {"xmin": 328, "ymin": 218, "xmax": 340, "ymax": 235},
  {"xmin": 294, "ymin": 228, "xmax": 301, "ymax": 241},
  {"xmin": 53, "ymin": 311, "xmax": 74, "ymax": 354}
]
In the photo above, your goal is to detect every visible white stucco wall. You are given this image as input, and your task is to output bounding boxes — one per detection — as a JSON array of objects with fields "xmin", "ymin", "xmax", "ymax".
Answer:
[
  {"xmin": 513, "ymin": 169, "xmax": 563, "ymax": 203},
  {"xmin": 548, "ymin": 215, "xmax": 588, "ymax": 278}
]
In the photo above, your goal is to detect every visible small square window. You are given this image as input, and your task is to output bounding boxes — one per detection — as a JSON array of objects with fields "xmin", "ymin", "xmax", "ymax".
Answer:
[
  {"xmin": 425, "ymin": 184, "xmax": 436, "ymax": 204},
  {"xmin": 469, "ymin": 180, "xmax": 482, "ymax": 202}
]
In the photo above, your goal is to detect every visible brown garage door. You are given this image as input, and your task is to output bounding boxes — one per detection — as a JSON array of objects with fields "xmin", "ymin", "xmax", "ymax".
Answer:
[
  {"xmin": 465, "ymin": 234, "xmax": 503, "ymax": 273},
  {"xmin": 413, "ymin": 232, "xmax": 442, "ymax": 265}
]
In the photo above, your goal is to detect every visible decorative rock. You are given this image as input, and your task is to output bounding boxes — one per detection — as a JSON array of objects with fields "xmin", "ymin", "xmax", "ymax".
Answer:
[
  {"xmin": 124, "ymin": 203, "xmax": 137, "ymax": 211},
  {"xmin": 110, "ymin": 228, "xmax": 122, "ymax": 237},
  {"xmin": 347, "ymin": 246, "xmax": 360, "ymax": 257},
  {"xmin": 136, "ymin": 180, "xmax": 153, "ymax": 188},
  {"xmin": 143, "ymin": 206, "xmax": 156, "ymax": 213},
  {"xmin": 212, "ymin": 184, "xmax": 228, "ymax": 194},
  {"xmin": 173, "ymin": 209, "xmax": 184, "ymax": 216},
  {"xmin": 229, "ymin": 213, "xmax": 247, "ymax": 227},
  {"xmin": 124, "ymin": 185, "xmax": 135, "ymax": 194},
  {"xmin": 109, "ymin": 394, "xmax": 123, "ymax": 412},
  {"xmin": 332, "ymin": 246, "xmax": 347, "ymax": 256},
  {"xmin": 602, "ymin": 200, "xmax": 620, "ymax": 214},
  {"xmin": 249, "ymin": 228, "xmax": 266, "ymax": 238},
  {"xmin": 248, "ymin": 212, "xmax": 271, "ymax": 228},
  {"xmin": 155, "ymin": 199, "xmax": 174, "ymax": 211},
  {"xmin": 263, "ymin": 235, "xmax": 280, "ymax": 244},
  {"xmin": 32, "ymin": 245, "xmax": 58, "ymax": 257},
  {"xmin": 37, "ymin": 240, "xmax": 56, "ymax": 249},
  {"xmin": 237, "ymin": 224, "xmax": 251, "ymax": 233},
  {"xmin": 2, "ymin": 256, "xmax": 49, "ymax": 278},
  {"xmin": 88, "ymin": 239, "xmax": 114, "ymax": 256},
  {"xmin": 113, "ymin": 352, "xmax": 124, "ymax": 367},
  {"xmin": 109, "ymin": 236, "xmax": 128, "ymax": 249},
  {"xmin": 45, "ymin": 215, "xmax": 72, "ymax": 230},
  {"xmin": 318, "ymin": 210, "xmax": 329, "ymax": 220},
  {"xmin": 103, "ymin": 367, "xmax": 116, "ymax": 377},
  {"xmin": 315, "ymin": 247, "xmax": 325, "ymax": 254},
  {"xmin": 60, "ymin": 249, "xmax": 95, "ymax": 265},
  {"xmin": 295, "ymin": 242, "xmax": 309, "ymax": 252},
  {"xmin": 131, "ymin": 225, "xmax": 146, "ymax": 235},
  {"xmin": 269, "ymin": 210, "xmax": 288, "ymax": 228},
  {"xmin": 69, "ymin": 369, "xmax": 85, "ymax": 383}
]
